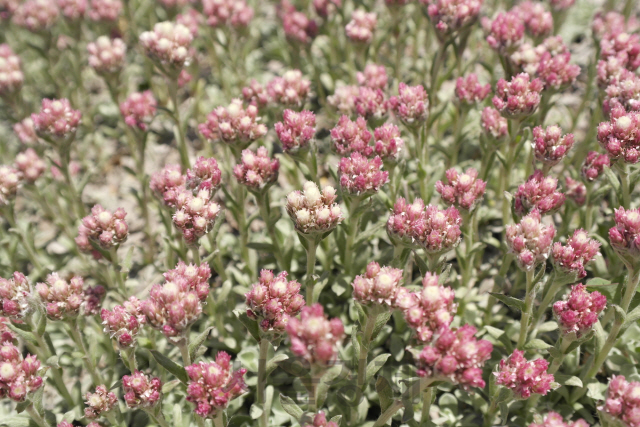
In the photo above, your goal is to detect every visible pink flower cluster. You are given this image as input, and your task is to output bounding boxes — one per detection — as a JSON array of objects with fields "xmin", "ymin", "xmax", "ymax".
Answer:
[
  {"xmin": 199, "ymin": 99, "xmax": 267, "ymax": 149},
  {"xmin": 0, "ymin": 165, "xmax": 21, "ymax": 206},
  {"xmin": 242, "ymin": 79, "xmax": 269, "ymax": 107},
  {"xmin": 35, "ymin": 273, "xmax": 85, "ymax": 320},
  {"xmin": 267, "ymin": 69, "xmax": 311, "ymax": 108},
  {"xmin": 346, "ymin": 9, "xmax": 377, "ymax": 44},
  {"xmin": 84, "ymin": 385, "xmax": 117, "ymax": 419},
  {"xmin": 506, "ymin": 210, "xmax": 556, "ymax": 271},
  {"xmin": 351, "ymin": 262, "xmax": 403, "ymax": 307},
  {"xmin": 600, "ymin": 32, "xmax": 640, "ymax": 73},
  {"xmin": 455, "ymin": 74, "xmax": 491, "ymax": 104},
  {"xmin": 514, "ymin": 170, "xmax": 565, "ymax": 216},
  {"xmin": 436, "ymin": 167, "xmax": 486, "ymax": 211},
  {"xmin": 139, "ymin": 21, "xmax": 193, "ymax": 70},
  {"xmin": 604, "ymin": 69, "xmax": 640, "ymax": 114},
  {"xmin": 552, "ymin": 229, "xmax": 600, "ymax": 280},
  {"xmin": 302, "ymin": 412, "xmax": 339, "ymax": 427},
  {"xmin": 122, "ymin": 371, "xmax": 162, "ymax": 409},
  {"xmin": 597, "ymin": 106, "xmax": 640, "ymax": 164},
  {"xmin": 202, "ymin": 0, "xmax": 253, "ymax": 28},
  {"xmin": 415, "ymin": 324, "xmax": 493, "ymax": 389},
  {"xmin": 185, "ymin": 156, "xmax": 222, "ymax": 194},
  {"xmin": 373, "ymin": 123, "xmax": 404, "ymax": 161},
  {"xmin": 171, "ymin": 187, "xmax": 221, "ymax": 243},
  {"xmin": 286, "ymin": 303, "xmax": 345, "ymax": 366},
  {"xmin": 164, "ymin": 261, "xmax": 211, "ymax": 302},
  {"xmin": 532, "ymin": 125, "xmax": 574, "ymax": 167},
  {"xmin": 355, "ymin": 86, "xmax": 389, "ymax": 119},
  {"xmin": 600, "ymin": 375, "xmax": 640, "ymax": 427},
  {"xmin": 101, "ymin": 297, "xmax": 146, "ymax": 348},
  {"xmin": 581, "ymin": 151, "xmax": 610, "ymax": 182},
  {"xmin": 486, "ymin": 11, "xmax": 524, "ymax": 53},
  {"xmin": 56, "ymin": 0, "xmax": 87, "ymax": 20},
  {"xmin": 331, "ymin": 116, "xmax": 373, "ymax": 156},
  {"xmin": 357, "ymin": 64, "xmax": 388, "ymax": 90},
  {"xmin": 401, "ymin": 273, "xmax": 457, "ymax": 343},
  {"xmin": 245, "ymin": 270, "xmax": 305, "ymax": 335},
  {"xmin": 387, "ymin": 198, "xmax": 462, "ymax": 253},
  {"xmin": 553, "ymin": 284, "xmax": 606, "ymax": 338},
  {"xmin": 528, "ymin": 412, "xmax": 589, "ymax": 427},
  {"xmin": 327, "ymin": 85, "xmax": 359, "ymax": 115},
  {"xmin": 493, "ymin": 73, "xmax": 544, "ymax": 119},
  {"xmin": 339, "ymin": 153, "xmax": 388, "ymax": 196},
  {"xmin": 536, "ymin": 51, "xmax": 581, "ymax": 91},
  {"xmin": 0, "ymin": 272, "xmax": 30, "ymax": 319},
  {"xmin": 481, "ymin": 107, "xmax": 508, "ymax": 139},
  {"xmin": 389, "ymin": 83, "xmax": 429, "ymax": 125},
  {"xmin": 275, "ymin": 110, "xmax": 316, "ymax": 154},
  {"xmin": 13, "ymin": 150, "xmax": 43, "ymax": 185},
  {"xmin": 609, "ymin": 207, "xmax": 640, "ymax": 259},
  {"xmin": 12, "ymin": 0, "xmax": 59, "ymax": 32},
  {"xmin": 120, "ymin": 91, "xmax": 157, "ymax": 131},
  {"xmin": 13, "ymin": 117, "xmax": 37, "ymax": 144},
  {"xmin": 76, "ymin": 205, "xmax": 129, "ymax": 251},
  {"xmin": 513, "ymin": 1, "xmax": 553, "ymax": 39},
  {"xmin": 185, "ymin": 352, "xmax": 247, "ymax": 418},
  {"xmin": 0, "ymin": 317, "xmax": 15, "ymax": 343},
  {"xmin": 0, "ymin": 44, "xmax": 23, "ymax": 97},
  {"xmin": 87, "ymin": 36, "xmax": 126, "ymax": 75},
  {"xmin": 0, "ymin": 342, "xmax": 43, "ymax": 402},
  {"xmin": 426, "ymin": 0, "xmax": 483, "ymax": 37},
  {"xmin": 564, "ymin": 177, "xmax": 586, "ymax": 207},
  {"xmin": 150, "ymin": 164, "xmax": 185, "ymax": 207},
  {"xmin": 87, "ymin": 0, "xmax": 122, "ymax": 22},
  {"xmin": 280, "ymin": 0, "xmax": 317, "ymax": 44},
  {"xmin": 233, "ymin": 147, "xmax": 280, "ymax": 192},
  {"xmin": 32, "ymin": 98, "xmax": 82, "ymax": 142},
  {"xmin": 495, "ymin": 350, "xmax": 555, "ymax": 399},
  {"xmin": 286, "ymin": 181, "xmax": 344, "ymax": 235}
]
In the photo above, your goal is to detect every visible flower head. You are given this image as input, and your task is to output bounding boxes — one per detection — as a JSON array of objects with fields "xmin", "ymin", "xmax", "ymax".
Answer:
[
  {"xmin": 603, "ymin": 69, "xmax": 640, "ymax": 114},
  {"xmin": 455, "ymin": 74, "xmax": 491, "ymax": 104},
  {"xmin": 373, "ymin": 123, "xmax": 404, "ymax": 161},
  {"xmin": 357, "ymin": 64, "xmax": 388, "ymax": 90},
  {"xmin": 87, "ymin": 0, "xmax": 122, "ymax": 22},
  {"xmin": 275, "ymin": 110, "xmax": 316, "ymax": 154},
  {"xmin": 528, "ymin": 412, "xmax": 589, "ymax": 427},
  {"xmin": 185, "ymin": 352, "xmax": 247, "ymax": 418},
  {"xmin": 171, "ymin": 188, "xmax": 222, "ymax": 245},
  {"xmin": 301, "ymin": 412, "xmax": 339, "ymax": 427},
  {"xmin": 139, "ymin": 21, "xmax": 193, "ymax": 71},
  {"xmin": 436, "ymin": 167, "xmax": 486, "ymax": 211},
  {"xmin": 427, "ymin": 0, "xmax": 483, "ymax": 37},
  {"xmin": 0, "ymin": 44, "xmax": 23, "ymax": 97},
  {"xmin": 581, "ymin": 151, "xmax": 610, "ymax": 182},
  {"xmin": 233, "ymin": 147, "xmax": 280, "ymax": 192},
  {"xmin": 506, "ymin": 210, "xmax": 556, "ymax": 271},
  {"xmin": 286, "ymin": 181, "xmax": 343, "ymax": 235},
  {"xmin": 513, "ymin": 1, "xmax": 553, "ymax": 38},
  {"xmin": 536, "ymin": 51, "xmax": 580, "ymax": 91},
  {"xmin": 495, "ymin": 350, "xmax": 555, "ymax": 399},
  {"xmin": 532, "ymin": 125, "xmax": 574, "ymax": 167},
  {"xmin": 13, "ymin": 118, "xmax": 37, "ymax": 144},
  {"xmin": 150, "ymin": 164, "xmax": 185, "ymax": 207},
  {"xmin": 267, "ymin": 70, "xmax": 311, "ymax": 108},
  {"xmin": 0, "ymin": 342, "xmax": 43, "ymax": 402},
  {"xmin": 328, "ymin": 85, "xmax": 359, "ymax": 116},
  {"xmin": 56, "ymin": 0, "xmax": 87, "ymax": 20},
  {"xmin": 339, "ymin": 153, "xmax": 389, "ymax": 196},
  {"xmin": 87, "ymin": 36, "xmax": 126, "ymax": 75},
  {"xmin": 481, "ymin": 107, "xmax": 508, "ymax": 139},
  {"xmin": 84, "ymin": 385, "xmax": 117, "ymax": 419},
  {"xmin": 597, "ymin": 106, "xmax": 640, "ymax": 164},
  {"xmin": 486, "ymin": 12, "xmax": 525, "ymax": 53},
  {"xmin": 600, "ymin": 375, "xmax": 640, "ymax": 427},
  {"xmin": 101, "ymin": 297, "xmax": 146, "ymax": 348},
  {"xmin": 346, "ymin": 9, "xmax": 377, "ymax": 44},
  {"xmin": 564, "ymin": 177, "xmax": 586, "ymax": 207},
  {"xmin": 514, "ymin": 170, "xmax": 565, "ymax": 216},
  {"xmin": 0, "ymin": 165, "xmax": 22, "ymax": 206},
  {"xmin": 36, "ymin": 273, "xmax": 85, "ymax": 320},
  {"xmin": 280, "ymin": 0, "xmax": 317, "ymax": 43},
  {"xmin": 32, "ymin": 98, "xmax": 82, "ymax": 143},
  {"xmin": 609, "ymin": 207, "xmax": 640, "ymax": 261},
  {"xmin": 351, "ymin": 262, "xmax": 403, "ymax": 307},
  {"xmin": 199, "ymin": 99, "xmax": 267, "ymax": 149},
  {"xmin": 0, "ymin": 272, "xmax": 31, "ymax": 319},
  {"xmin": 120, "ymin": 91, "xmax": 157, "ymax": 131},
  {"xmin": 202, "ymin": 0, "xmax": 253, "ymax": 28},
  {"xmin": 286, "ymin": 304, "xmax": 345, "ymax": 366},
  {"xmin": 122, "ymin": 371, "xmax": 162, "ymax": 409},
  {"xmin": 76, "ymin": 205, "xmax": 129, "ymax": 252},
  {"xmin": 355, "ymin": 86, "xmax": 389, "ymax": 120},
  {"xmin": 553, "ymin": 284, "xmax": 606, "ymax": 338},
  {"xmin": 242, "ymin": 80, "xmax": 269, "ymax": 108},
  {"xmin": 186, "ymin": 157, "xmax": 222, "ymax": 194},
  {"xmin": 330, "ymin": 116, "xmax": 373, "ymax": 156},
  {"xmin": 389, "ymin": 83, "xmax": 428, "ymax": 125},
  {"xmin": 493, "ymin": 73, "xmax": 544, "ymax": 119},
  {"xmin": 13, "ymin": 0, "xmax": 59, "ymax": 32}
]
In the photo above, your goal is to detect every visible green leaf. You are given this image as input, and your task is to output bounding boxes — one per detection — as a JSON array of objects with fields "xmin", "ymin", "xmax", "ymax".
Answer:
[
  {"xmin": 149, "ymin": 350, "xmax": 188, "ymax": 383},
  {"xmin": 586, "ymin": 278, "xmax": 612, "ymax": 287},
  {"xmin": 371, "ymin": 311, "xmax": 393, "ymax": 342},
  {"xmin": 234, "ymin": 310, "xmax": 261, "ymax": 343},
  {"xmin": 246, "ymin": 242, "xmax": 274, "ymax": 251},
  {"xmin": 351, "ymin": 326, "xmax": 362, "ymax": 368},
  {"xmin": 499, "ymin": 401, "xmax": 509, "ymax": 425},
  {"xmin": 565, "ymin": 376, "xmax": 583, "ymax": 387},
  {"xmin": 279, "ymin": 394, "xmax": 303, "ymax": 420},
  {"xmin": 365, "ymin": 353, "xmax": 391, "ymax": 384},
  {"xmin": 489, "ymin": 293, "xmax": 525, "ymax": 312},
  {"xmin": 329, "ymin": 415, "xmax": 342, "ymax": 425},
  {"xmin": 538, "ymin": 321, "xmax": 558, "ymax": 333},
  {"xmin": 603, "ymin": 167, "xmax": 622, "ymax": 199},
  {"xmin": 6, "ymin": 323, "xmax": 38, "ymax": 344},
  {"xmin": 496, "ymin": 387, "xmax": 512, "ymax": 403},
  {"xmin": 173, "ymin": 404, "xmax": 183, "ymax": 427},
  {"xmin": 162, "ymin": 379, "xmax": 181, "ymax": 394},
  {"xmin": 317, "ymin": 365, "xmax": 343, "ymax": 408},
  {"xmin": 36, "ymin": 313, "xmax": 46, "ymax": 337},
  {"xmin": 414, "ymin": 253, "xmax": 429, "ymax": 276},
  {"xmin": 250, "ymin": 403, "xmax": 263, "ymax": 420},
  {"xmin": 0, "ymin": 417, "xmax": 34, "ymax": 427},
  {"xmin": 266, "ymin": 354, "xmax": 289, "ymax": 377},
  {"xmin": 121, "ymin": 246, "xmax": 135, "ymax": 274},
  {"xmin": 189, "ymin": 327, "xmax": 213, "ymax": 362},
  {"xmin": 376, "ymin": 377, "xmax": 393, "ymax": 413},
  {"xmin": 524, "ymin": 339, "xmax": 552, "ymax": 350},
  {"xmin": 623, "ymin": 306, "xmax": 640, "ymax": 329}
]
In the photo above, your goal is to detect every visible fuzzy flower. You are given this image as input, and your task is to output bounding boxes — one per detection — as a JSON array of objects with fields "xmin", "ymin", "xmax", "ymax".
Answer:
[
  {"xmin": 536, "ymin": 52, "xmax": 580, "ymax": 91},
  {"xmin": 87, "ymin": 37, "xmax": 126, "ymax": 75},
  {"xmin": 553, "ymin": 284, "xmax": 606, "ymax": 338},
  {"xmin": 312, "ymin": 0, "xmax": 341, "ymax": 18},
  {"xmin": 286, "ymin": 181, "xmax": 343, "ymax": 235},
  {"xmin": 373, "ymin": 123, "xmax": 404, "ymax": 161},
  {"xmin": 84, "ymin": 385, "xmax": 117, "ymax": 419},
  {"xmin": 87, "ymin": 0, "xmax": 122, "ymax": 21},
  {"xmin": 600, "ymin": 375, "xmax": 640, "ymax": 427},
  {"xmin": 0, "ymin": 165, "xmax": 21, "ymax": 206},
  {"xmin": 486, "ymin": 12, "xmax": 525, "ymax": 53},
  {"xmin": 267, "ymin": 70, "xmax": 311, "ymax": 108},
  {"xmin": 83, "ymin": 285, "xmax": 105, "ymax": 316},
  {"xmin": 0, "ymin": 342, "xmax": 43, "ymax": 402},
  {"xmin": 506, "ymin": 210, "xmax": 556, "ymax": 271},
  {"xmin": 426, "ymin": 0, "xmax": 483, "ymax": 37},
  {"xmin": 122, "ymin": 371, "xmax": 162, "ymax": 409},
  {"xmin": 330, "ymin": 115, "xmax": 373, "ymax": 156},
  {"xmin": 0, "ymin": 317, "xmax": 16, "ymax": 343},
  {"xmin": 202, "ymin": 0, "xmax": 253, "ymax": 28},
  {"xmin": 150, "ymin": 164, "xmax": 185, "ymax": 207},
  {"xmin": 245, "ymin": 270, "xmax": 305, "ymax": 335},
  {"xmin": 176, "ymin": 9, "xmax": 202, "ymax": 37},
  {"xmin": 600, "ymin": 32, "xmax": 640, "ymax": 72},
  {"xmin": 120, "ymin": 91, "xmax": 157, "ymax": 131},
  {"xmin": 597, "ymin": 57, "xmax": 628, "ymax": 90},
  {"xmin": 604, "ymin": 70, "xmax": 640, "ymax": 114},
  {"xmin": 355, "ymin": 86, "xmax": 389, "ymax": 120},
  {"xmin": 32, "ymin": 98, "xmax": 82, "ymax": 143},
  {"xmin": 564, "ymin": 177, "xmax": 586, "ymax": 207},
  {"xmin": 76, "ymin": 205, "xmax": 129, "ymax": 251},
  {"xmin": 185, "ymin": 352, "xmax": 247, "ymax": 418},
  {"xmin": 36, "ymin": 273, "xmax": 85, "ymax": 320},
  {"xmin": 493, "ymin": 73, "xmax": 543, "ymax": 119},
  {"xmin": 280, "ymin": 0, "xmax": 317, "ymax": 44},
  {"xmin": 481, "ymin": 107, "xmax": 508, "ymax": 139},
  {"xmin": 495, "ymin": 350, "xmax": 555, "ymax": 399},
  {"xmin": 609, "ymin": 207, "xmax": 640, "ymax": 261},
  {"xmin": 529, "ymin": 412, "xmax": 588, "ymax": 427},
  {"xmin": 274, "ymin": 110, "xmax": 316, "ymax": 154},
  {"xmin": 14, "ymin": 149, "xmax": 45, "ymax": 184},
  {"xmin": 199, "ymin": 99, "xmax": 267, "ymax": 149},
  {"xmin": 532, "ymin": 125, "xmax": 574, "ymax": 167},
  {"xmin": 592, "ymin": 12, "xmax": 633, "ymax": 41},
  {"xmin": 386, "ymin": 197, "xmax": 427, "ymax": 249},
  {"xmin": 101, "ymin": 297, "xmax": 146, "ymax": 348},
  {"xmin": 597, "ymin": 106, "xmax": 640, "ymax": 164},
  {"xmin": 0, "ymin": 44, "xmax": 23, "ymax": 97},
  {"xmin": 402, "ymin": 273, "xmax": 457, "ymax": 342},
  {"xmin": 357, "ymin": 64, "xmax": 388, "ymax": 90},
  {"xmin": 139, "ymin": 21, "xmax": 193, "ymax": 71},
  {"xmin": 12, "ymin": 0, "xmax": 59, "ymax": 32},
  {"xmin": 389, "ymin": 83, "xmax": 429, "ymax": 125},
  {"xmin": 186, "ymin": 157, "xmax": 222, "ymax": 193},
  {"xmin": 339, "ymin": 153, "xmax": 388, "ymax": 196},
  {"xmin": 233, "ymin": 147, "xmax": 279, "ymax": 192},
  {"xmin": 301, "ymin": 412, "xmax": 339, "ymax": 427},
  {"xmin": 514, "ymin": 170, "xmax": 565, "ymax": 216},
  {"xmin": 56, "ymin": 0, "xmax": 86, "ymax": 20},
  {"xmin": 0, "ymin": 272, "xmax": 31, "ymax": 319},
  {"xmin": 346, "ymin": 9, "xmax": 377, "ymax": 44},
  {"xmin": 327, "ymin": 85, "xmax": 359, "ymax": 116},
  {"xmin": 13, "ymin": 118, "xmax": 37, "ymax": 144},
  {"xmin": 352, "ymin": 262, "xmax": 403, "ymax": 307},
  {"xmin": 436, "ymin": 167, "xmax": 486, "ymax": 211},
  {"xmin": 513, "ymin": 1, "xmax": 553, "ymax": 38},
  {"xmin": 172, "ymin": 188, "xmax": 222, "ymax": 245},
  {"xmin": 455, "ymin": 74, "xmax": 491, "ymax": 104},
  {"xmin": 242, "ymin": 80, "xmax": 269, "ymax": 108},
  {"xmin": 164, "ymin": 261, "xmax": 211, "ymax": 302},
  {"xmin": 581, "ymin": 151, "xmax": 610, "ymax": 182},
  {"xmin": 286, "ymin": 304, "xmax": 345, "ymax": 367}
]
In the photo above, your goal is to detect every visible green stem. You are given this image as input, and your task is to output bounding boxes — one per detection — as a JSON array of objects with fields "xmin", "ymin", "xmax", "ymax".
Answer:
[
  {"xmin": 357, "ymin": 310, "xmax": 377, "ymax": 390},
  {"xmin": 257, "ymin": 339, "xmax": 270, "ymax": 427},
  {"xmin": 191, "ymin": 246, "xmax": 201, "ymax": 264},
  {"xmin": 517, "ymin": 269, "xmax": 536, "ymax": 349},
  {"xmin": 109, "ymin": 246, "xmax": 126, "ymax": 295},
  {"xmin": 531, "ymin": 271, "xmax": 563, "ymax": 332},
  {"xmin": 547, "ymin": 336, "xmax": 572, "ymax": 375},
  {"xmin": 305, "ymin": 240, "xmax": 318, "ymax": 305},
  {"xmin": 67, "ymin": 320, "xmax": 102, "ymax": 386},
  {"xmin": 420, "ymin": 387, "xmax": 433, "ymax": 425},
  {"xmin": 26, "ymin": 404, "xmax": 49, "ymax": 427},
  {"xmin": 615, "ymin": 162, "xmax": 631, "ymax": 209},
  {"xmin": 483, "ymin": 255, "xmax": 513, "ymax": 325},
  {"xmin": 168, "ymin": 78, "xmax": 190, "ymax": 171},
  {"xmin": 236, "ymin": 184, "xmax": 252, "ymax": 275},
  {"xmin": 344, "ymin": 197, "xmax": 363, "ymax": 277},
  {"xmin": 373, "ymin": 400, "xmax": 404, "ymax": 427},
  {"xmin": 178, "ymin": 335, "xmax": 191, "ymax": 366},
  {"xmin": 123, "ymin": 347, "xmax": 137, "ymax": 372},
  {"xmin": 483, "ymin": 399, "xmax": 499, "ymax": 427},
  {"xmin": 59, "ymin": 143, "xmax": 86, "ymax": 219},
  {"xmin": 256, "ymin": 192, "xmax": 285, "ymax": 270},
  {"xmin": 212, "ymin": 412, "xmax": 225, "ymax": 427}
]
